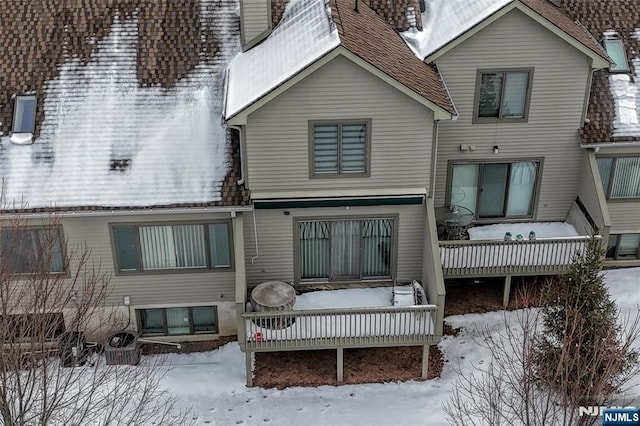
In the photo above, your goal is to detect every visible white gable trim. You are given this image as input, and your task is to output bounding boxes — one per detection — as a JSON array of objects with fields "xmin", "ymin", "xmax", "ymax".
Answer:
[
  {"xmin": 226, "ymin": 46, "xmax": 455, "ymax": 125},
  {"xmin": 424, "ymin": 2, "xmax": 609, "ymax": 69}
]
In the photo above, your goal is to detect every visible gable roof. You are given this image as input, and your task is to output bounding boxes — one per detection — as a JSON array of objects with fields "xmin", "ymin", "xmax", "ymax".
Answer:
[
  {"xmin": 401, "ymin": 0, "xmax": 609, "ymax": 66},
  {"xmin": 0, "ymin": 0, "xmax": 249, "ymax": 212},
  {"xmin": 562, "ymin": 0, "xmax": 640, "ymax": 145},
  {"xmin": 225, "ymin": 0, "xmax": 456, "ymax": 123}
]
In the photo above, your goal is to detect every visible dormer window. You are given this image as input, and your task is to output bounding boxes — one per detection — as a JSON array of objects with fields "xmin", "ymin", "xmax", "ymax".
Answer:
[
  {"xmin": 603, "ymin": 39, "xmax": 629, "ymax": 72},
  {"xmin": 12, "ymin": 95, "xmax": 37, "ymax": 133}
]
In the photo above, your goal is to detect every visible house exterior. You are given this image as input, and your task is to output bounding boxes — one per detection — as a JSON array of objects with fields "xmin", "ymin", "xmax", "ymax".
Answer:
[
  {"xmin": 561, "ymin": 0, "xmax": 640, "ymax": 266},
  {"xmin": 0, "ymin": 0, "xmax": 637, "ymax": 385},
  {"xmin": 0, "ymin": 0, "xmax": 250, "ymax": 342}
]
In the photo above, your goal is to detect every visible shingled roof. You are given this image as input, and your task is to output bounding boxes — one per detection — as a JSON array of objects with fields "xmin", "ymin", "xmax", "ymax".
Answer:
[
  {"xmin": 402, "ymin": 0, "xmax": 609, "ymax": 62},
  {"xmin": 0, "ymin": 0, "xmax": 249, "ymax": 213},
  {"xmin": 562, "ymin": 0, "xmax": 640, "ymax": 145},
  {"xmin": 225, "ymin": 0, "xmax": 455, "ymax": 122}
]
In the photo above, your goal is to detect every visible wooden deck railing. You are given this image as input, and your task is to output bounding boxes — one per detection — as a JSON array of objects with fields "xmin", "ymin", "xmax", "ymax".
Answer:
[
  {"xmin": 439, "ymin": 236, "xmax": 595, "ymax": 277},
  {"xmin": 241, "ymin": 304, "xmax": 439, "ymax": 351}
]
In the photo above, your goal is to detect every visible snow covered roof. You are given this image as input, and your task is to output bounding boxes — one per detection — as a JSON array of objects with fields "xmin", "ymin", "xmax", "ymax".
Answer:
[
  {"xmin": 225, "ymin": 0, "xmax": 340, "ymax": 120},
  {"xmin": 401, "ymin": 0, "xmax": 609, "ymax": 62},
  {"xmin": 563, "ymin": 1, "xmax": 640, "ymax": 145},
  {"xmin": 225, "ymin": 0, "xmax": 456, "ymax": 121},
  {"xmin": 0, "ymin": 0, "xmax": 249, "ymax": 212}
]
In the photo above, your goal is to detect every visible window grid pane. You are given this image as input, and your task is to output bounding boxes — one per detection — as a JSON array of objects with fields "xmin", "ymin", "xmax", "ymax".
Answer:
[
  {"xmin": 478, "ymin": 73, "xmax": 504, "ymax": 118},
  {"xmin": 313, "ymin": 125, "xmax": 339, "ymax": 173},
  {"xmin": 114, "ymin": 225, "xmax": 139, "ymax": 271},
  {"xmin": 362, "ymin": 219, "xmax": 392, "ymax": 277},
  {"xmin": 140, "ymin": 309, "xmax": 164, "ymax": 334},
  {"xmin": 172, "ymin": 225, "xmax": 206, "ymax": 268},
  {"xmin": 209, "ymin": 223, "xmax": 231, "ymax": 268},
  {"xmin": 299, "ymin": 221, "xmax": 330, "ymax": 278},
  {"xmin": 0, "ymin": 228, "xmax": 64, "ymax": 274},
  {"xmin": 166, "ymin": 308, "xmax": 190, "ymax": 335},
  {"xmin": 330, "ymin": 220, "xmax": 361, "ymax": 279},
  {"xmin": 611, "ymin": 157, "xmax": 640, "ymax": 198},
  {"xmin": 506, "ymin": 162, "xmax": 537, "ymax": 216},
  {"xmin": 597, "ymin": 158, "xmax": 613, "ymax": 195},
  {"xmin": 340, "ymin": 124, "xmax": 366, "ymax": 173},
  {"xmin": 193, "ymin": 307, "xmax": 218, "ymax": 333},
  {"xmin": 502, "ymin": 72, "xmax": 528, "ymax": 118}
]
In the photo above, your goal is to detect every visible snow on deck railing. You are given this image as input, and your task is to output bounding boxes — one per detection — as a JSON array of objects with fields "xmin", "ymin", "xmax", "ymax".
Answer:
[
  {"xmin": 439, "ymin": 236, "xmax": 598, "ymax": 276},
  {"xmin": 242, "ymin": 305, "xmax": 438, "ymax": 351}
]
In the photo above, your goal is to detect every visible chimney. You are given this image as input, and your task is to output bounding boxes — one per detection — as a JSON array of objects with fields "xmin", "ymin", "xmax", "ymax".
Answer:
[{"xmin": 240, "ymin": 0, "xmax": 273, "ymax": 50}]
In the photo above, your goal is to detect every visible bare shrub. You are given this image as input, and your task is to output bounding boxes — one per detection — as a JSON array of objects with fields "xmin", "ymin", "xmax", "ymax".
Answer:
[{"xmin": 0, "ymin": 213, "xmax": 192, "ymax": 425}]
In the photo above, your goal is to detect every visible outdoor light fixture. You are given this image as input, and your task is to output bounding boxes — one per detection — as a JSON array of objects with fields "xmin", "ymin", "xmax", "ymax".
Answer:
[{"xmin": 493, "ymin": 145, "xmax": 499, "ymax": 154}]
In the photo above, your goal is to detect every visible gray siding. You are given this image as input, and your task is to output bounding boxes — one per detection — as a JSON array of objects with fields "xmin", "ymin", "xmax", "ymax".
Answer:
[
  {"xmin": 61, "ymin": 212, "xmax": 235, "ymax": 306},
  {"xmin": 240, "ymin": 0, "xmax": 270, "ymax": 46},
  {"xmin": 575, "ymin": 150, "xmax": 610, "ymax": 235},
  {"xmin": 243, "ymin": 204, "xmax": 426, "ymax": 286},
  {"xmin": 244, "ymin": 55, "xmax": 435, "ymax": 197},
  {"xmin": 434, "ymin": 9, "xmax": 591, "ymax": 221}
]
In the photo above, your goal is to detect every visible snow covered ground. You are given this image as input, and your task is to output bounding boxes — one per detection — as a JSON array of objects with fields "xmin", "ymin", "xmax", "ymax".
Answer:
[{"xmin": 153, "ymin": 267, "xmax": 640, "ymax": 425}]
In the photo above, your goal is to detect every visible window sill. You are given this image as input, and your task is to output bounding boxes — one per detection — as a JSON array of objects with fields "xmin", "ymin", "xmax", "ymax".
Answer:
[
  {"xmin": 114, "ymin": 267, "xmax": 233, "ymax": 276},
  {"xmin": 310, "ymin": 172, "xmax": 370, "ymax": 179},
  {"xmin": 472, "ymin": 118, "xmax": 528, "ymax": 124}
]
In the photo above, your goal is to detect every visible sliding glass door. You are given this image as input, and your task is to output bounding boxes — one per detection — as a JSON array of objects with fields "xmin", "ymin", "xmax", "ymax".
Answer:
[
  {"xmin": 451, "ymin": 161, "xmax": 539, "ymax": 219},
  {"xmin": 298, "ymin": 218, "xmax": 393, "ymax": 282}
]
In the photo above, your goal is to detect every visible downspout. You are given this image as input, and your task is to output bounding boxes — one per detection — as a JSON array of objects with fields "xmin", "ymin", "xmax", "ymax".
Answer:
[
  {"xmin": 429, "ymin": 120, "xmax": 440, "ymax": 199},
  {"xmin": 228, "ymin": 125, "xmax": 245, "ymax": 186}
]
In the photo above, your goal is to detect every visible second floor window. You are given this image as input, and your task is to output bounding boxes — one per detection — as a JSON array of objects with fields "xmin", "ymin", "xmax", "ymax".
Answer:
[
  {"xmin": 597, "ymin": 157, "xmax": 640, "ymax": 199},
  {"xmin": 112, "ymin": 222, "xmax": 232, "ymax": 273},
  {"xmin": 310, "ymin": 120, "xmax": 370, "ymax": 177},
  {"xmin": 0, "ymin": 227, "xmax": 65, "ymax": 274},
  {"xmin": 475, "ymin": 70, "xmax": 532, "ymax": 122}
]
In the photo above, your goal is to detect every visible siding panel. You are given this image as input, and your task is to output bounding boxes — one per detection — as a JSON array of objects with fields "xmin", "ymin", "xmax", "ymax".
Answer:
[
  {"xmin": 61, "ymin": 213, "xmax": 235, "ymax": 305},
  {"xmin": 244, "ymin": 56, "xmax": 435, "ymax": 196},
  {"xmin": 241, "ymin": 0, "xmax": 270, "ymax": 45},
  {"xmin": 434, "ymin": 10, "xmax": 591, "ymax": 221},
  {"xmin": 244, "ymin": 204, "xmax": 426, "ymax": 286}
]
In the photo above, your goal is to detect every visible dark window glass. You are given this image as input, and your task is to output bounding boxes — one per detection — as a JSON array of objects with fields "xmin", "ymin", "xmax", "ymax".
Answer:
[
  {"xmin": 13, "ymin": 95, "xmax": 37, "ymax": 133},
  {"xmin": 113, "ymin": 226, "xmax": 139, "ymax": 271}
]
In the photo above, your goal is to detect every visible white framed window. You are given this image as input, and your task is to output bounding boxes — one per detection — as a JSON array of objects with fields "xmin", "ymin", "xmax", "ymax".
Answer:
[
  {"xmin": 450, "ymin": 161, "xmax": 540, "ymax": 219},
  {"xmin": 111, "ymin": 222, "xmax": 232, "ymax": 273},
  {"xmin": 12, "ymin": 95, "xmax": 37, "ymax": 133},
  {"xmin": 297, "ymin": 218, "xmax": 393, "ymax": 282},
  {"xmin": 474, "ymin": 70, "xmax": 532, "ymax": 122}
]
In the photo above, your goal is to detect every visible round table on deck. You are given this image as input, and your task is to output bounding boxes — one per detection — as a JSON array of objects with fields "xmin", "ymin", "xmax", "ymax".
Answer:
[
  {"xmin": 435, "ymin": 205, "xmax": 475, "ymax": 240},
  {"xmin": 250, "ymin": 281, "xmax": 296, "ymax": 329}
]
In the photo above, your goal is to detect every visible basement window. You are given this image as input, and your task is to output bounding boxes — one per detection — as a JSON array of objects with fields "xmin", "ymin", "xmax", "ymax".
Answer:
[
  {"xmin": 12, "ymin": 95, "xmax": 37, "ymax": 134},
  {"xmin": 603, "ymin": 39, "xmax": 629, "ymax": 72}
]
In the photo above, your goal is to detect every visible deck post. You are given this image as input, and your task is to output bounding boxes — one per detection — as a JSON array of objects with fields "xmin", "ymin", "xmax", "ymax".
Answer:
[
  {"xmin": 421, "ymin": 345, "xmax": 430, "ymax": 379},
  {"xmin": 503, "ymin": 275, "xmax": 512, "ymax": 307},
  {"xmin": 337, "ymin": 347, "xmax": 344, "ymax": 382},
  {"xmin": 245, "ymin": 350, "xmax": 253, "ymax": 387}
]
